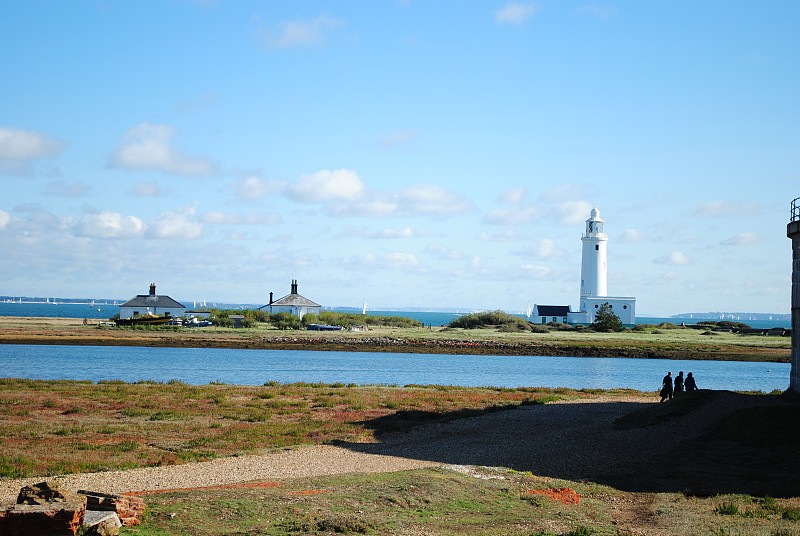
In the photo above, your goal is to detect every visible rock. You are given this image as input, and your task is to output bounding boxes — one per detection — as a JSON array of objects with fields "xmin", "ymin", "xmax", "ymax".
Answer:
[
  {"xmin": 16, "ymin": 481, "xmax": 86, "ymax": 506},
  {"xmin": 78, "ymin": 491, "xmax": 146, "ymax": 527},
  {"xmin": 83, "ymin": 511, "xmax": 122, "ymax": 536},
  {"xmin": 0, "ymin": 501, "xmax": 86, "ymax": 535}
]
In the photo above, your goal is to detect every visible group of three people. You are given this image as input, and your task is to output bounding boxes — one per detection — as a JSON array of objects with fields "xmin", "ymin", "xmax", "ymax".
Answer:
[{"xmin": 660, "ymin": 370, "xmax": 697, "ymax": 402}]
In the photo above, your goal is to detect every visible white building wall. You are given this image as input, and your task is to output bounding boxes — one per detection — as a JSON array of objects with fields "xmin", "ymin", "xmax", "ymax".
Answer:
[
  {"xmin": 269, "ymin": 305, "xmax": 321, "ymax": 319},
  {"xmin": 573, "ymin": 296, "xmax": 636, "ymax": 325},
  {"xmin": 119, "ymin": 306, "xmax": 185, "ymax": 319}
]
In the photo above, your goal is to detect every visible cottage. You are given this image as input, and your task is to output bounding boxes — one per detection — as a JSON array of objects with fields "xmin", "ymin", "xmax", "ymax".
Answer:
[
  {"xmin": 259, "ymin": 280, "xmax": 321, "ymax": 320},
  {"xmin": 118, "ymin": 283, "xmax": 186, "ymax": 320},
  {"xmin": 532, "ymin": 305, "xmax": 571, "ymax": 324}
]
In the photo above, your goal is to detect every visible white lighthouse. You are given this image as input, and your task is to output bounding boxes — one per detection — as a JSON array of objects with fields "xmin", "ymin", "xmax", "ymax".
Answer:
[
  {"xmin": 580, "ymin": 207, "xmax": 608, "ymax": 298},
  {"xmin": 567, "ymin": 207, "xmax": 636, "ymax": 326}
]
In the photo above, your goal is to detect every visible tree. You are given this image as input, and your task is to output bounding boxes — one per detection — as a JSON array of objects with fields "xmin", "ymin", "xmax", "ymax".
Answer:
[{"xmin": 591, "ymin": 302, "xmax": 625, "ymax": 332}]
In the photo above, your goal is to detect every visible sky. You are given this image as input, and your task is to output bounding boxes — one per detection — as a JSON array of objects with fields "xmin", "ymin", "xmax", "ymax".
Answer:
[{"xmin": 0, "ymin": 1, "xmax": 798, "ymax": 316}]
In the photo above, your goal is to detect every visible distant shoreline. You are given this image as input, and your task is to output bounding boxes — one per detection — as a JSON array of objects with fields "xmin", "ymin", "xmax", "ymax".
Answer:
[{"xmin": 0, "ymin": 316, "xmax": 790, "ymax": 362}]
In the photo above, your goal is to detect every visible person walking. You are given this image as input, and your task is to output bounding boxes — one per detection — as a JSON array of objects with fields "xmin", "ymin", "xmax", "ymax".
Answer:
[
  {"xmin": 660, "ymin": 371, "xmax": 673, "ymax": 402},
  {"xmin": 674, "ymin": 371, "xmax": 685, "ymax": 396},
  {"xmin": 685, "ymin": 372, "xmax": 698, "ymax": 392}
]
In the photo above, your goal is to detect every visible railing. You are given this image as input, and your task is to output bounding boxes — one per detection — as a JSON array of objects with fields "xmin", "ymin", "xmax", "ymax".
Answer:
[{"xmin": 793, "ymin": 197, "xmax": 800, "ymax": 222}]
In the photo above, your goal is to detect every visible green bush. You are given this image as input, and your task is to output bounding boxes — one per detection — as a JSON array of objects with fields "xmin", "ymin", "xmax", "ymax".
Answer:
[
  {"xmin": 715, "ymin": 502, "xmax": 739, "ymax": 515},
  {"xmin": 318, "ymin": 311, "xmax": 422, "ymax": 329},
  {"xmin": 271, "ymin": 312, "xmax": 300, "ymax": 330},
  {"xmin": 449, "ymin": 310, "xmax": 531, "ymax": 331},
  {"xmin": 589, "ymin": 303, "xmax": 624, "ymax": 332}
]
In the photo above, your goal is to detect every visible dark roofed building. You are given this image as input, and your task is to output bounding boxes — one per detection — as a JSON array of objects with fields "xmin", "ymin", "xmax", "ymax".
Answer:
[
  {"xmin": 119, "ymin": 283, "xmax": 186, "ymax": 319},
  {"xmin": 533, "ymin": 304, "xmax": 571, "ymax": 324},
  {"xmin": 259, "ymin": 280, "xmax": 321, "ymax": 319}
]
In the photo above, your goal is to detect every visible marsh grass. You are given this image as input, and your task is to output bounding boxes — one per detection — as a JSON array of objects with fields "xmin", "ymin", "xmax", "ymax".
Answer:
[{"xmin": 0, "ymin": 379, "xmax": 583, "ymax": 478}]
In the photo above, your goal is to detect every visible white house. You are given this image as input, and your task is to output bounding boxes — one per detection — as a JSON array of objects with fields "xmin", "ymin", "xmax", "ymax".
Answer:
[
  {"xmin": 119, "ymin": 283, "xmax": 186, "ymax": 320},
  {"xmin": 532, "ymin": 305, "xmax": 571, "ymax": 324},
  {"xmin": 259, "ymin": 280, "xmax": 321, "ymax": 319}
]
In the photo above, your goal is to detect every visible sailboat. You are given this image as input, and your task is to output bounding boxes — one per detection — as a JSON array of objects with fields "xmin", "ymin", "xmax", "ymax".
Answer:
[
  {"xmin": 526, "ymin": 303, "xmax": 533, "ymax": 318},
  {"xmin": 362, "ymin": 300, "xmax": 367, "ymax": 315}
]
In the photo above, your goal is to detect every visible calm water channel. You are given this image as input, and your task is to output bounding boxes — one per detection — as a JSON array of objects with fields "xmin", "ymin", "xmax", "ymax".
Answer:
[{"xmin": 0, "ymin": 344, "xmax": 789, "ymax": 393}]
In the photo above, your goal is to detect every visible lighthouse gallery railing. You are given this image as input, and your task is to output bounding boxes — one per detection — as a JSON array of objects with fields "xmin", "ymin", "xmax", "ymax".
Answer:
[{"xmin": 793, "ymin": 197, "xmax": 800, "ymax": 222}]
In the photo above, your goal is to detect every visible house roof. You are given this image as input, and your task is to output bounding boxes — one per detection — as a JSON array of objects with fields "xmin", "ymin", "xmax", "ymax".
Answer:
[
  {"xmin": 535, "ymin": 305, "xmax": 571, "ymax": 316},
  {"xmin": 120, "ymin": 294, "xmax": 185, "ymax": 309},
  {"xmin": 261, "ymin": 293, "xmax": 321, "ymax": 309}
]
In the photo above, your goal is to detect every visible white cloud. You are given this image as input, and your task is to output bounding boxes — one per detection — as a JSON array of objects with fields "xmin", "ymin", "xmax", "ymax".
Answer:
[
  {"xmin": 656, "ymin": 250, "xmax": 689, "ymax": 266},
  {"xmin": 485, "ymin": 186, "xmax": 538, "ymax": 225},
  {"xmin": 693, "ymin": 200, "xmax": 761, "ymax": 218},
  {"xmin": 345, "ymin": 251, "xmax": 424, "ymax": 272},
  {"xmin": 0, "ymin": 127, "xmax": 65, "ymax": 175},
  {"xmin": 500, "ymin": 186, "xmax": 527, "ymax": 205},
  {"xmin": 371, "ymin": 226, "xmax": 414, "ymax": 239},
  {"xmin": 109, "ymin": 123, "xmax": 216, "ymax": 176},
  {"xmin": 386, "ymin": 251, "xmax": 421, "ymax": 269},
  {"xmin": 621, "ymin": 228, "xmax": 645, "ymax": 242},
  {"xmin": 147, "ymin": 206, "xmax": 203, "ymax": 239},
  {"xmin": 308, "ymin": 176, "xmax": 470, "ymax": 219},
  {"xmin": 43, "ymin": 181, "xmax": 90, "ymax": 198},
  {"xmin": 0, "ymin": 126, "xmax": 65, "ymax": 160},
  {"xmin": 495, "ymin": 3, "xmax": 540, "ymax": 25},
  {"xmin": 130, "ymin": 181, "xmax": 165, "ymax": 197},
  {"xmin": 552, "ymin": 200, "xmax": 593, "ymax": 225},
  {"xmin": 484, "ymin": 206, "xmax": 538, "ymax": 225},
  {"xmin": 77, "ymin": 211, "xmax": 146, "ymax": 239},
  {"xmin": 257, "ymin": 15, "xmax": 344, "ymax": 49},
  {"xmin": 200, "ymin": 210, "xmax": 282, "ymax": 225},
  {"xmin": 395, "ymin": 185, "xmax": 471, "ymax": 216},
  {"xmin": 530, "ymin": 238, "xmax": 564, "ymax": 258},
  {"xmin": 521, "ymin": 264, "xmax": 551, "ymax": 278},
  {"xmin": 287, "ymin": 169, "xmax": 365, "ymax": 203},
  {"xmin": 338, "ymin": 200, "xmax": 400, "ymax": 217},
  {"xmin": 0, "ymin": 210, "xmax": 9, "ymax": 230},
  {"xmin": 234, "ymin": 177, "xmax": 285, "ymax": 200},
  {"xmin": 479, "ymin": 230, "xmax": 520, "ymax": 241},
  {"xmin": 721, "ymin": 231, "xmax": 762, "ymax": 246},
  {"xmin": 425, "ymin": 244, "xmax": 466, "ymax": 261}
]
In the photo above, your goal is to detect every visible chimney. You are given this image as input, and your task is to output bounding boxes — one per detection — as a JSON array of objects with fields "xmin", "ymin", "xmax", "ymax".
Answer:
[
  {"xmin": 291, "ymin": 280, "xmax": 298, "ymax": 294},
  {"xmin": 269, "ymin": 292, "xmax": 273, "ymax": 305},
  {"xmin": 149, "ymin": 283, "xmax": 156, "ymax": 296}
]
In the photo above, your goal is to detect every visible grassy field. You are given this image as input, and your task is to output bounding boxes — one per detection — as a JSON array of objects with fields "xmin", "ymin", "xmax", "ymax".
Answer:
[
  {"xmin": 127, "ymin": 468, "xmax": 800, "ymax": 535},
  {"xmin": 1, "ymin": 379, "xmax": 799, "ymax": 535},
  {"xmin": 0, "ymin": 379, "xmax": 591, "ymax": 477},
  {"xmin": 0, "ymin": 316, "xmax": 791, "ymax": 361}
]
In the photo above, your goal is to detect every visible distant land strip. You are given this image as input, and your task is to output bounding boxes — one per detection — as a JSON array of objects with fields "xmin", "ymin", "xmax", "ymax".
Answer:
[{"xmin": 0, "ymin": 316, "xmax": 789, "ymax": 363}]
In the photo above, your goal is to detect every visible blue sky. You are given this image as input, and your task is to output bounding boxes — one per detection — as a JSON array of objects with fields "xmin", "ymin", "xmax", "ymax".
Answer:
[{"xmin": 0, "ymin": 1, "xmax": 797, "ymax": 316}]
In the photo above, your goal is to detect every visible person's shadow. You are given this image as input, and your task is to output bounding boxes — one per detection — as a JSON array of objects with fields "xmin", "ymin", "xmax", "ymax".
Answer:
[{"xmin": 336, "ymin": 390, "xmax": 800, "ymax": 497}]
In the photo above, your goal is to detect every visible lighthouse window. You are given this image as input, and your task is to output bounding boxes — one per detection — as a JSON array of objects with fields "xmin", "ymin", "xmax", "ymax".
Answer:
[
  {"xmin": 623, "ymin": 305, "xmax": 628, "ymax": 309},
  {"xmin": 594, "ymin": 304, "xmax": 599, "ymax": 308},
  {"xmin": 595, "ymin": 245, "xmax": 599, "ymax": 251}
]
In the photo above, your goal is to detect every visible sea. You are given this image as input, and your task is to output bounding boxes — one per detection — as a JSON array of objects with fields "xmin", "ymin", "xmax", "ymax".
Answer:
[
  {"xmin": 0, "ymin": 344, "xmax": 789, "ymax": 393},
  {"xmin": 0, "ymin": 301, "xmax": 792, "ymax": 329},
  {"xmin": 0, "ymin": 301, "xmax": 792, "ymax": 392}
]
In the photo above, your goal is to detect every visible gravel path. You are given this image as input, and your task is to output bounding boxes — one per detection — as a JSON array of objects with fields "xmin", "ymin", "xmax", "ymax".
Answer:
[
  {"xmin": 0, "ymin": 446, "xmax": 437, "ymax": 502},
  {"xmin": 3, "ymin": 393, "xmax": 768, "ymax": 502}
]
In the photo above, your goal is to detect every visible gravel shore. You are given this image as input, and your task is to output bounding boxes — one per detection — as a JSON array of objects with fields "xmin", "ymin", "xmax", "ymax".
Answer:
[
  {"xmin": 2, "ymin": 391, "xmax": 791, "ymax": 503},
  {"xmin": 0, "ymin": 396, "xmax": 653, "ymax": 502}
]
